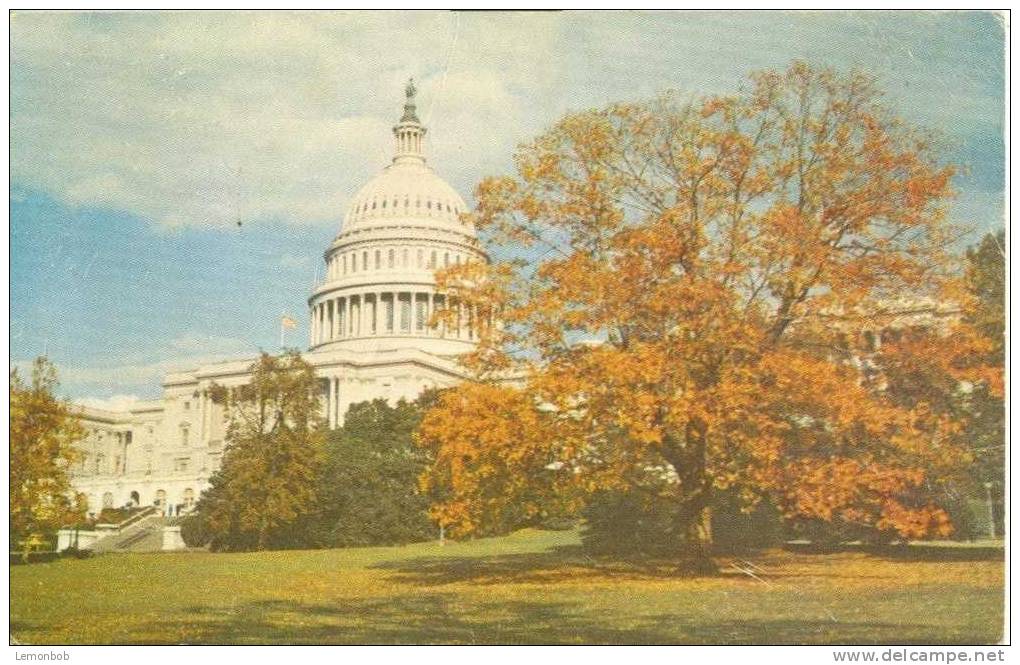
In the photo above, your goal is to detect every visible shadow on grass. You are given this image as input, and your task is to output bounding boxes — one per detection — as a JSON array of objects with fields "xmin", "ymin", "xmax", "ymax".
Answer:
[
  {"xmin": 367, "ymin": 544, "xmax": 716, "ymax": 586},
  {"xmin": 107, "ymin": 596, "xmax": 946, "ymax": 645}
]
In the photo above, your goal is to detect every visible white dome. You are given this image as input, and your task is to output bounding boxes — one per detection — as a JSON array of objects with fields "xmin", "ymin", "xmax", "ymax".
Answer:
[{"xmin": 341, "ymin": 159, "xmax": 472, "ymax": 236}]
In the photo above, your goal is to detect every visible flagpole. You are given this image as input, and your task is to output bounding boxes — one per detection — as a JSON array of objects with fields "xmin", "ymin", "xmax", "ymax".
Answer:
[{"xmin": 279, "ymin": 311, "xmax": 286, "ymax": 349}]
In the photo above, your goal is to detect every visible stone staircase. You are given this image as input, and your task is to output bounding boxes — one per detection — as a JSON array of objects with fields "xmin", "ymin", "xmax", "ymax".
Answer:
[{"xmin": 91, "ymin": 514, "xmax": 167, "ymax": 553}]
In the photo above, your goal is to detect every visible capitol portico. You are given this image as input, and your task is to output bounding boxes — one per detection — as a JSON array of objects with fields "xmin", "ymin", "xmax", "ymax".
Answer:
[{"xmin": 69, "ymin": 80, "xmax": 487, "ymax": 517}]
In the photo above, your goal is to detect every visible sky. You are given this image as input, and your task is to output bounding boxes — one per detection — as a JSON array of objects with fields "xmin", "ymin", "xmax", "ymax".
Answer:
[{"xmin": 9, "ymin": 10, "xmax": 1006, "ymax": 406}]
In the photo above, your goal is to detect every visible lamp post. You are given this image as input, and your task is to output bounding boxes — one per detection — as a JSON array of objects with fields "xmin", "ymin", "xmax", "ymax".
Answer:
[{"xmin": 984, "ymin": 481, "xmax": 997, "ymax": 539}]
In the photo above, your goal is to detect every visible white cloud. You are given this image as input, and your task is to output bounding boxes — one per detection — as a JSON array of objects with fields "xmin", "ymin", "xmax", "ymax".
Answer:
[
  {"xmin": 12, "ymin": 334, "xmax": 257, "ymax": 400},
  {"xmin": 10, "ymin": 11, "xmax": 1004, "ymax": 232},
  {"xmin": 77, "ymin": 394, "xmax": 144, "ymax": 412}
]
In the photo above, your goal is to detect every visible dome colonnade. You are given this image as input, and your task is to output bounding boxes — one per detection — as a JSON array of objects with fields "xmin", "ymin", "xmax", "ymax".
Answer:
[{"xmin": 308, "ymin": 79, "xmax": 489, "ymax": 357}]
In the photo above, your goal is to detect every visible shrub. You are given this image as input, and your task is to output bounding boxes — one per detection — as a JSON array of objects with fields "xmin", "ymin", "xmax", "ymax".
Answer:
[{"xmin": 180, "ymin": 513, "xmax": 213, "ymax": 548}]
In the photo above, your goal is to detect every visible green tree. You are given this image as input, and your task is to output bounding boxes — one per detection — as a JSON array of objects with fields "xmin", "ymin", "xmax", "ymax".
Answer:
[
  {"xmin": 309, "ymin": 392, "xmax": 438, "ymax": 547},
  {"xmin": 10, "ymin": 357, "xmax": 85, "ymax": 559},
  {"xmin": 962, "ymin": 231, "xmax": 1005, "ymax": 534},
  {"xmin": 196, "ymin": 351, "xmax": 326, "ymax": 551}
]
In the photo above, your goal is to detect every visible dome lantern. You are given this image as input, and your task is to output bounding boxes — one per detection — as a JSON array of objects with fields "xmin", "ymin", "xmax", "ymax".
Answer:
[{"xmin": 392, "ymin": 78, "xmax": 427, "ymax": 164}]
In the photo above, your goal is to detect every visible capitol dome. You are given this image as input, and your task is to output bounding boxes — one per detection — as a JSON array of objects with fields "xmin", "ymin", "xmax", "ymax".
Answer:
[{"xmin": 307, "ymin": 79, "xmax": 488, "ymax": 357}]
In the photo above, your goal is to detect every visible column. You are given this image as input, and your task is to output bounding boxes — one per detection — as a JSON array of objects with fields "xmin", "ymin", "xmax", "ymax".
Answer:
[
  {"xmin": 202, "ymin": 390, "xmax": 211, "ymax": 445},
  {"xmin": 332, "ymin": 298, "xmax": 340, "ymax": 339},
  {"xmin": 333, "ymin": 378, "xmax": 341, "ymax": 428},
  {"xmin": 343, "ymin": 297, "xmax": 349, "ymax": 338},
  {"xmin": 430, "ymin": 293, "xmax": 438, "ymax": 336},
  {"xmin": 327, "ymin": 377, "xmax": 335, "ymax": 428}
]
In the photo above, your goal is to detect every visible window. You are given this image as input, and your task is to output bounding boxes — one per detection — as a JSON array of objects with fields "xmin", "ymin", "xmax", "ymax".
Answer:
[
  {"xmin": 183, "ymin": 401, "xmax": 190, "ymax": 411},
  {"xmin": 102, "ymin": 492, "xmax": 114, "ymax": 509},
  {"xmin": 382, "ymin": 199, "xmax": 387, "ymax": 208},
  {"xmin": 343, "ymin": 254, "xmax": 347, "ymax": 275},
  {"xmin": 363, "ymin": 251, "xmax": 368, "ymax": 271},
  {"xmin": 388, "ymin": 249, "xmax": 394, "ymax": 268},
  {"xmin": 181, "ymin": 426, "xmax": 189, "ymax": 447},
  {"xmin": 444, "ymin": 252, "xmax": 449, "ymax": 267},
  {"xmin": 385, "ymin": 297, "xmax": 394, "ymax": 332},
  {"xmin": 375, "ymin": 250, "xmax": 381, "ymax": 269},
  {"xmin": 174, "ymin": 457, "xmax": 190, "ymax": 473},
  {"xmin": 183, "ymin": 488, "xmax": 195, "ymax": 508},
  {"xmin": 95, "ymin": 454, "xmax": 104, "ymax": 474},
  {"xmin": 351, "ymin": 253, "xmax": 357, "ymax": 272},
  {"xmin": 417, "ymin": 249, "xmax": 423, "ymax": 267},
  {"xmin": 429, "ymin": 251, "xmax": 437, "ymax": 268},
  {"xmin": 402, "ymin": 248, "xmax": 409, "ymax": 267}
]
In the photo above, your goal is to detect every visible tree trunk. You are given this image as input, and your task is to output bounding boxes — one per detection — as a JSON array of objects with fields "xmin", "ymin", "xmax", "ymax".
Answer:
[
  {"xmin": 661, "ymin": 421, "xmax": 718, "ymax": 575},
  {"xmin": 680, "ymin": 505, "xmax": 717, "ymax": 575}
]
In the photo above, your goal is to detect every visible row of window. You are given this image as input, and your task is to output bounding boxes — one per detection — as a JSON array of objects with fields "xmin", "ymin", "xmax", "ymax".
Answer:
[
  {"xmin": 84, "ymin": 488, "xmax": 196, "ymax": 513},
  {"xmin": 328, "ymin": 246, "xmax": 468, "ymax": 280},
  {"xmin": 351, "ymin": 197, "xmax": 460, "ymax": 217}
]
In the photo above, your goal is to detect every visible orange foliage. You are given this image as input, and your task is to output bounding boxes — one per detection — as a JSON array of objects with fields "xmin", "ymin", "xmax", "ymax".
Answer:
[{"xmin": 420, "ymin": 63, "xmax": 993, "ymax": 547}]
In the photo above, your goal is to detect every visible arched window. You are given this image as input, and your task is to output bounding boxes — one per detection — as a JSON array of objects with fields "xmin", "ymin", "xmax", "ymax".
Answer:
[
  {"xmin": 402, "ymin": 248, "xmax": 409, "ymax": 267},
  {"xmin": 343, "ymin": 255, "xmax": 347, "ymax": 275},
  {"xmin": 181, "ymin": 425, "xmax": 189, "ymax": 447},
  {"xmin": 372, "ymin": 200, "xmax": 377, "ymax": 210},
  {"xmin": 363, "ymin": 251, "xmax": 369, "ymax": 271},
  {"xmin": 388, "ymin": 249, "xmax": 395, "ymax": 268},
  {"xmin": 426, "ymin": 200, "xmax": 432, "ymax": 210},
  {"xmin": 417, "ymin": 249, "xmax": 423, "ymax": 267},
  {"xmin": 375, "ymin": 250, "xmax": 381, "ymax": 269},
  {"xmin": 429, "ymin": 251, "xmax": 436, "ymax": 268}
]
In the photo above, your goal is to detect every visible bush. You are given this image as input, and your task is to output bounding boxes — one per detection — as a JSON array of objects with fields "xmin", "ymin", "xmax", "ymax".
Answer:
[{"xmin": 180, "ymin": 513, "xmax": 213, "ymax": 548}]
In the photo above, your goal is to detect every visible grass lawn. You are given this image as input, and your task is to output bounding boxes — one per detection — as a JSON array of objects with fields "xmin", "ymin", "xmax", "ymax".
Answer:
[{"xmin": 10, "ymin": 528, "xmax": 1004, "ymax": 645}]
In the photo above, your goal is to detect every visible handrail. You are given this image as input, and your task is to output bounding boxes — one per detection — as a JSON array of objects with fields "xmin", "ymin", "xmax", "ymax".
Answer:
[{"xmin": 96, "ymin": 505, "xmax": 158, "ymax": 530}]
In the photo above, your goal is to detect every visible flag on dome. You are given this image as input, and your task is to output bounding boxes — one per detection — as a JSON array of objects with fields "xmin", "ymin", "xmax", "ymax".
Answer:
[{"xmin": 281, "ymin": 315, "xmax": 297, "ymax": 329}]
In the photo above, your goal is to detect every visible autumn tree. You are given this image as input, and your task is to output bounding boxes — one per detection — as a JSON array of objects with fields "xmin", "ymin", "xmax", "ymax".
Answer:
[
  {"xmin": 10, "ymin": 357, "xmax": 85, "ymax": 558},
  {"xmin": 194, "ymin": 350, "xmax": 326, "ymax": 551},
  {"xmin": 418, "ymin": 63, "xmax": 990, "ymax": 570}
]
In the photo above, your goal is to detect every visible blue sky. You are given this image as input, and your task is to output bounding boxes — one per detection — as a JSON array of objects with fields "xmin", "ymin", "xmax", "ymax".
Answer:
[{"xmin": 10, "ymin": 10, "xmax": 1006, "ymax": 405}]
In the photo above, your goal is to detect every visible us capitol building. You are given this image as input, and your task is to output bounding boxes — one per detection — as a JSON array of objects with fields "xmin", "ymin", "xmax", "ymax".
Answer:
[{"xmin": 69, "ymin": 81, "xmax": 487, "ymax": 517}]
